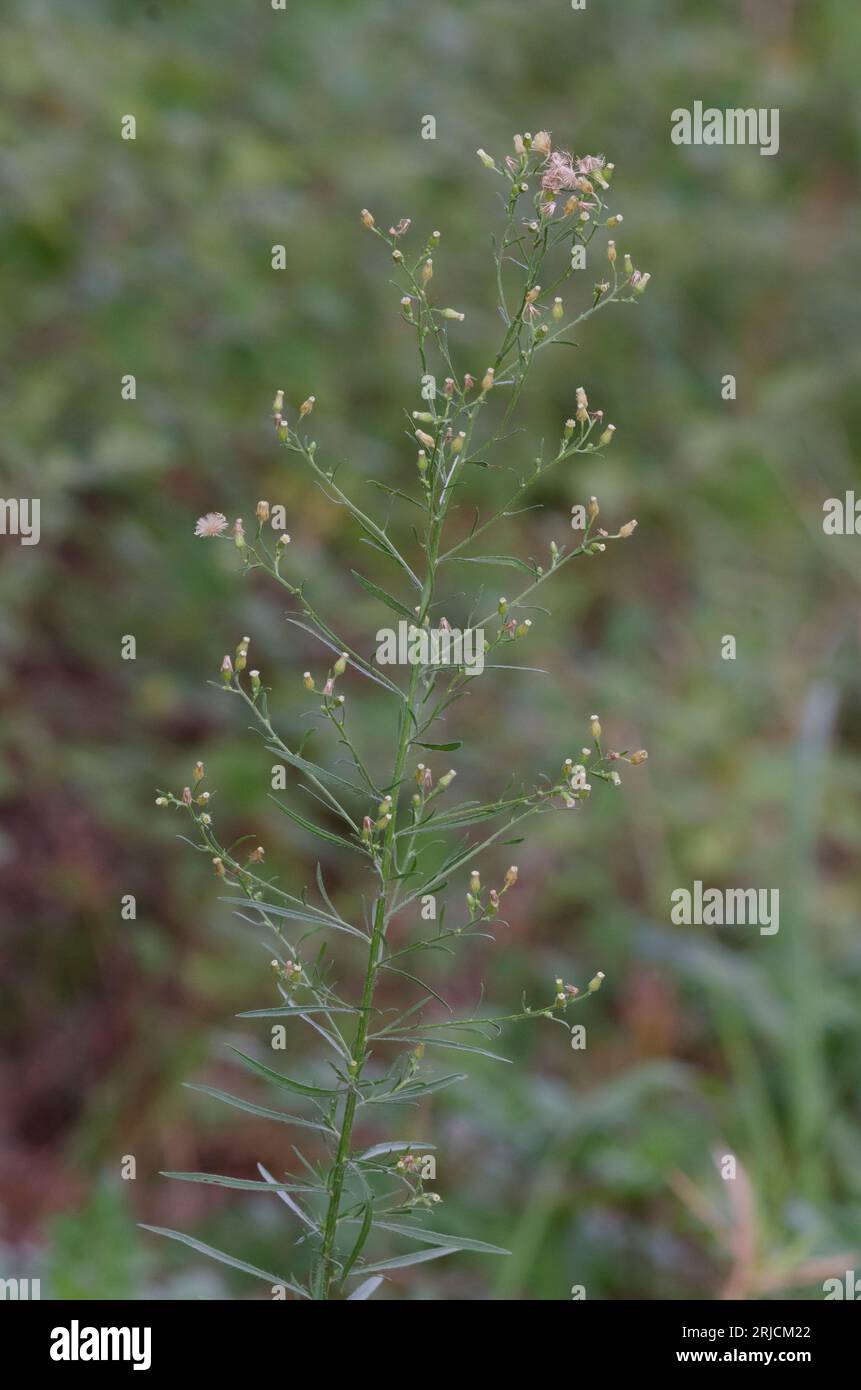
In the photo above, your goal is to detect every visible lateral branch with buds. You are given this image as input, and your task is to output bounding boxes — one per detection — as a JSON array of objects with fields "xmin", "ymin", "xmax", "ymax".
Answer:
[{"xmin": 147, "ymin": 131, "xmax": 650, "ymax": 1301}]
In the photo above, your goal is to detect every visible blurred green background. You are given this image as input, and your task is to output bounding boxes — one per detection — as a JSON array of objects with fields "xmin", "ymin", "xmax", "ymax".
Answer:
[{"xmin": 2, "ymin": 0, "xmax": 861, "ymax": 1300}]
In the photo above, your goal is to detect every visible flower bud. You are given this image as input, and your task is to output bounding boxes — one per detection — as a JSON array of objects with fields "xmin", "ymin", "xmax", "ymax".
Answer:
[
  {"xmin": 531, "ymin": 130, "xmax": 551, "ymax": 156},
  {"xmin": 421, "ymin": 258, "xmax": 433, "ymax": 286},
  {"xmin": 299, "ymin": 395, "xmax": 315, "ymax": 418},
  {"xmin": 233, "ymin": 518, "xmax": 245, "ymax": 549},
  {"xmin": 303, "ymin": 672, "xmax": 314, "ymax": 690},
  {"xmin": 607, "ymin": 239, "xmax": 617, "ymax": 264},
  {"xmin": 469, "ymin": 868, "xmax": 481, "ymax": 895},
  {"xmin": 441, "ymin": 308, "xmax": 465, "ymax": 321},
  {"xmin": 623, "ymin": 253, "xmax": 634, "ymax": 276},
  {"xmin": 590, "ymin": 714, "xmax": 602, "ymax": 740},
  {"xmin": 629, "ymin": 749, "xmax": 648, "ymax": 764},
  {"xmin": 450, "ymin": 431, "xmax": 465, "ymax": 453},
  {"xmin": 587, "ymin": 496, "xmax": 599, "ymax": 521},
  {"xmin": 256, "ymin": 500, "xmax": 270, "ymax": 524},
  {"xmin": 476, "ymin": 148, "xmax": 496, "ymax": 169},
  {"xmin": 437, "ymin": 769, "xmax": 457, "ymax": 790},
  {"xmin": 212, "ymin": 857, "xmax": 225, "ymax": 877},
  {"xmin": 552, "ymin": 297, "xmax": 564, "ymax": 320},
  {"xmin": 360, "ymin": 208, "xmax": 375, "ymax": 229},
  {"xmin": 481, "ymin": 367, "xmax": 495, "ymax": 393},
  {"xmin": 599, "ymin": 425, "xmax": 616, "ymax": 447},
  {"xmin": 221, "ymin": 655, "xmax": 233, "ymax": 683},
  {"xmin": 504, "ymin": 865, "xmax": 518, "ymax": 888},
  {"xmin": 193, "ymin": 761, "xmax": 205, "ymax": 784},
  {"xmin": 333, "ymin": 652, "xmax": 348, "ymax": 677},
  {"xmin": 617, "ymin": 519, "xmax": 637, "ymax": 538},
  {"xmin": 272, "ymin": 390, "xmax": 284, "ymax": 417},
  {"xmin": 415, "ymin": 429, "xmax": 435, "ymax": 450},
  {"xmin": 588, "ymin": 971, "xmax": 605, "ymax": 993}
]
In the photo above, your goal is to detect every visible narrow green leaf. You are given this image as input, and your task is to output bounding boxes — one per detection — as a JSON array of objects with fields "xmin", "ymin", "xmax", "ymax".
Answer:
[
  {"xmin": 352, "ymin": 1246, "xmax": 459, "ymax": 1274},
  {"xmin": 139, "ymin": 1224, "xmax": 306, "ymax": 1296},
  {"xmin": 228, "ymin": 1045, "xmax": 339, "ymax": 1098},
  {"xmin": 161, "ymin": 1171, "xmax": 321, "ymax": 1194},
  {"xmin": 367, "ymin": 1073, "xmax": 467, "ymax": 1104},
  {"xmin": 341, "ymin": 1201, "xmax": 375, "ymax": 1281},
  {"xmin": 183, "ymin": 1083, "xmax": 335, "ymax": 1133},
  {"xmin": 356, "ymin": 1140, "xmax": 436, "ymax": 1162},
  {"xmin": 268, "ymin": 796, "xmax": 361, "ymax": 852},
  {"xmin": 236, "ymin": 1005, "xmax": 360, "ymax": 1019},
  {"xmin": 351, "ymin": 570, "xmax": 416, "ymax": 621},
  {"xmin": 454, "ymin": 554, "xmax": 538, "ymax": 575},
  {"xmin": 413, "ymin": 740, "xmax": 463, "ymax": 752},
  {"xmin": 347, "ymin": 1219, "xmax": 510, "ymax": 1256},
  {"xmin": 347, "ymin": 1275, "xmax": 384, "ymax": 1300}
]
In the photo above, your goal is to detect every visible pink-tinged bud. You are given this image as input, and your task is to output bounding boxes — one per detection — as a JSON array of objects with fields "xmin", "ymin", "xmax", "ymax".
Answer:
[
  {"xmin": 256, "ymin": 500, "xmax": 270, "ymax": 524},
  {"xmin": 489, "ymin": 888, "xmax": 500, "ymax": 908},
  {"xmin": 299, "ymin": 395, "xmax": 315, "ymax": 418},
  {"xmin": 444, "ymin": 378, "xmax": 455, "ymax": 396},
  {"xmin": 221, "ymin": 655, "xmax": 233, "ymax": 683},
  {"xmin": 629, "ymin": 749, "xmax": 648, "ymax": 764},
  {"xmin": 531, "ymin": 130, "xmax": 552, "ymax": 156},
  {"xmin": 421, "ymin": 259, "xmax": 433, "ymax": 286},
  {"xmin": 323, "ymin": 678, "xmax": 334, "ymax": 697},
  {"xmin": 481, "ymin": 367, "xmax": 495, "ymax": 393},
  {"xmin": 633, "ymin": 271, "xmax": 651, "ymax": 294},
  {"xmin": 513, "ymin": 133, "xmax": 526, "ymax": 156},
  {"xmin": 233, "ymin": 518, "xmax": 245, "ymax": 549},
  {"xmin": 248, "ymin": 845, "xmax": 265, "ymax": 863},
  {"xmin": 182, "ymin": 786, "xmax": 192, "ymax": 805},
  {"xmin": 463, "ymin": 374, "xmax": 475, "ymax": 391},
  {"xmin": 360, "ymin": 208, "xmax": 375, "ymax": 229},
  {"xmin": 193, "ymin": 761, "xmax": 205, "ymax": 784},
  {"xmin": 617, "ymin": 518, "xmax": 637, "ymax": 538},
  {"xmin": 415, "ymin": 429, "xmax": 435, "ymax": 450},
  {"xmin": 362, "ymin": 816, "xmax": 374, "ymax": 838},
  {"xmin": 422, "ymin": 766, "xmax": 433, "ymax": 791}
]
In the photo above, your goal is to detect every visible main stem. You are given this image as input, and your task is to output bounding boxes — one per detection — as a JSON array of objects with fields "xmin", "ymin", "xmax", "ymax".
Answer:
[{"xmin": 316, "ymin": 528, "xmax": 439, "ymax": 1299}]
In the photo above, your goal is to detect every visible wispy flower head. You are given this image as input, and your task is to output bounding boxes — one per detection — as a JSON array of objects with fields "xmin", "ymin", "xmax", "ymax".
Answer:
[
  {"xmin": 541, "ymin": 150, "xmax": 580, "ymax": 194},
  {"xmin": 194, "ymin": 512, "xmax": 228, "ymax": 538}
]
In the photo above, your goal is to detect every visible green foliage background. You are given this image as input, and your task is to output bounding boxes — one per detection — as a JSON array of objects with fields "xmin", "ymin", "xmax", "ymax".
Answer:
[{"xmin": 2, "ymin": 0, "xmax": 860, "ymax": 1299}]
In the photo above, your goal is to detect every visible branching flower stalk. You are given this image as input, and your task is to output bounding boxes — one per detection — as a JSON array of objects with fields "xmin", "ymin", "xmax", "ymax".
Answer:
[{"xmin": 149, "ymin": 132, "xmax": 651, "ymax": 1301}]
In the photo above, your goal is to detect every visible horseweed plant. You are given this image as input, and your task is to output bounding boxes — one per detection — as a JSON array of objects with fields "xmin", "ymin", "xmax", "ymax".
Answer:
[{"xmin": 146, "ymin": 131, "xmax": 651, "ymax": 1301}]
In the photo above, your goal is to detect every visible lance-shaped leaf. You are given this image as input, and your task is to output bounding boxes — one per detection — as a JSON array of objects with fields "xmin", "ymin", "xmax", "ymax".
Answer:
[
  {"xmin": 183, "ymin": 1083, "xmax": 335, "ymax": 1134},
  {"xmin": 343, "ymin": 1218, "xmax": 510, "ymax": 1256},
  {"xmin": 365, "ymin": 1073, "xmax": 467, "ymax": 1104},
  {"xmin": 347, "ymin": 1275, "xmax": 384, "ymax": 1301},
  {"xmin": 454, "ymin": 553, "xmax": 539, "ymax": 575},
  {"xmin": 139, "ymin": 1225, "xmax": 307, "ymax": 1297},
  {"xmin": 257, "ymin": 1161, "xmax": 319, "ymax": 1232},
  {"xmin": 350, "ymin": 1246, "xmax": 460, "ymax": 1275},
  {"xmin": 230, "ymin": 897, "xmax": 370, "ymax": 943},
  {"xmin": 351, "ymin": 570, "xmax": 416, "ymax": 622},
  {"xmin": 161, "ymin": 1171, "xmax": 323, "ymax": 1195},
  {"xmin": 268, "ymin": 795, "xmax": 362, "ymax": 852},
  {"xmin": 228, "ymin": 1045, "xmax": 340, "ymax": 1098}
]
